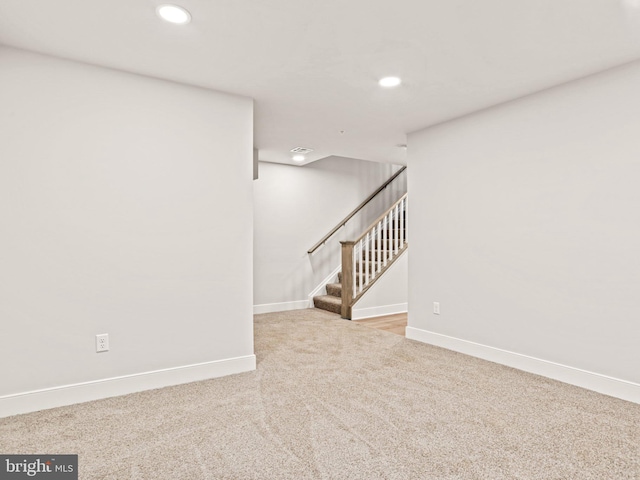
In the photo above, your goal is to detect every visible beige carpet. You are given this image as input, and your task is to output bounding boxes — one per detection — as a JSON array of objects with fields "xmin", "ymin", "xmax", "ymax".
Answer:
[{"xmin": 1, "ymin": 309, "xmax": 639, "ymax": 479}]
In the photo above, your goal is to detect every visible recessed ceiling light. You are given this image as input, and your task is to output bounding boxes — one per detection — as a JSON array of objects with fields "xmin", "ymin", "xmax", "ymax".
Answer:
[
  {"xmin": 292, "ymin": 154, "xmax": 306, "ymax": 162},
  {"xmin": 156, "ymin": 4, "xmax": 191, "ymax": 24},
  {"xmin": 379, "ymin": 76, "xmax": 402, "ymax": 88}
]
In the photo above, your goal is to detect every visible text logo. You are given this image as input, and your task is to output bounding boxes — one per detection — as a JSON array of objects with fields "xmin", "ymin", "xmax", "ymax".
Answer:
[{"xmin": 0, "ymin": 455, "xmax": 77, "ymax": 479}]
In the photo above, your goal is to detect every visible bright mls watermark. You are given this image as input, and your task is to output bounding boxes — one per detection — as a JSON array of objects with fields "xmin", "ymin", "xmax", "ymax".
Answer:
[{"xmin": 0, "ymin": 455, "xmax": 77, "ymax": 479}]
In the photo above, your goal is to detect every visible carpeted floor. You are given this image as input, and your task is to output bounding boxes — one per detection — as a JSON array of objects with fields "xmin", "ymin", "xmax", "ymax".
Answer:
[{"xmin": 1, "ymin": 309, "xmax": 639, "ymax": 479}]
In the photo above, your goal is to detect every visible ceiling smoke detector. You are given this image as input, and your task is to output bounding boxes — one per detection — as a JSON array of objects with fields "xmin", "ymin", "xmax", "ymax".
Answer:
[{"xmin": 290, "ymin": 147, "xmax": 314, "ymax": 155}]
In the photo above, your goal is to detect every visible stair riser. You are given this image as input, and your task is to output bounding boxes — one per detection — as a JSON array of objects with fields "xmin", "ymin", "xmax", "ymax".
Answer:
[
  {"xmin": 313, "ymin": 296, "xmax": 342, "ymax": 314},
  {"xmin": 326, "ymin": 284, "xmax": 342, "ymax": 297}
]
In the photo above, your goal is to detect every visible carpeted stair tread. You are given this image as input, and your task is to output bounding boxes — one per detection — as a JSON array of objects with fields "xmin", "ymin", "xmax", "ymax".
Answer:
[
  {"xmin": 313, "ymin": 295, "xmax": 341, "ymax": 314},
  {"xmin": 326, "ymin": 283, "xmax": 342, "ymax": 297}
]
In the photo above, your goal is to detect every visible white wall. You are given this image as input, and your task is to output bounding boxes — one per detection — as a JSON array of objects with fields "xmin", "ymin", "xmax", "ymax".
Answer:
[
  {"xmin": 253, "ymin": 158, "xmax": 404, "ymax": 312},
  {"xmin": 407, "ymin": 60, "xmax": 640, "ymax": 403},
  {"xmin": 351, "ymin": 251, "xmax": 408, "ymax": 320},
  {"xmin": 0, "ymin": 47, "xmax": 255, "ymax": 416}
]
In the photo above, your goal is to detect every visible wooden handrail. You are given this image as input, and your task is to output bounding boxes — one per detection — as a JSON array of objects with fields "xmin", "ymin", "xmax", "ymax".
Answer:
[
  {"xmin": 307, "ymin": 166, "xmax": 406, "ymax": 254},
  {"xmin": 353, "ymin": 192, "xmax": 407, "ymax": 245}
]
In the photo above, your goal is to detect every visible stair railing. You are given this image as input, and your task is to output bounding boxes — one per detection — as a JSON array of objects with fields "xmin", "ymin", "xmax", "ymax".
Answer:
[
  {"xmin": 340, "ymin": 193, "xmax": 408, "ymax": 319},
  {"xmin": 308, "ymin": 166, "xmax": 406, "ymax": 254}
]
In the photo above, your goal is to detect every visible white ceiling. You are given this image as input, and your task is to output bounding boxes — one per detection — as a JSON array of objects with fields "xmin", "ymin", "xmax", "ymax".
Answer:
[{"xmin": 2, "ymin": 0, "xmax": 640, "ymax": 166}]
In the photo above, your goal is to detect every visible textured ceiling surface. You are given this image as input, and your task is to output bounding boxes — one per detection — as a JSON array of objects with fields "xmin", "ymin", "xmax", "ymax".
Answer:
[{"xmin": 2, "ymin": 0, "xmax": 640, "ymax": 165}]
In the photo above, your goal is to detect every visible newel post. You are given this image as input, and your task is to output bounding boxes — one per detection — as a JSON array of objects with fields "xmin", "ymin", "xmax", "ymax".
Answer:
[{"xmin": 340, "ymin": 241, "xmax": 355, "ymax": 319}]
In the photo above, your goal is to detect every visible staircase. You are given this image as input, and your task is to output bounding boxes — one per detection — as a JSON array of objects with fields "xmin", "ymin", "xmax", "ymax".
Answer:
[
  {"xmin": 313, "ymin": 193, "xmax": 407, "ymax": 319},
  {"xmin": 312, "ymin": 279, "xmax": 343, "ymax": 315}
]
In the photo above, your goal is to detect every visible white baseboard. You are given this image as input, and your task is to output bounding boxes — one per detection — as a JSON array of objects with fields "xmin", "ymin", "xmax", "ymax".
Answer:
[
  {"xmin": 352, "ymin": 303, "xmax": 408, "ymax": 320},
  {"xmin": 406, "ymin": 327, "xmax": 640, "ymax": 405},
  {"xmin": 0, "ymin": 354, "xmax": 256, "ymax": 418},
  {"xmin": 253, "ymin": 300, "xmax": 309, "ymax": 315}
]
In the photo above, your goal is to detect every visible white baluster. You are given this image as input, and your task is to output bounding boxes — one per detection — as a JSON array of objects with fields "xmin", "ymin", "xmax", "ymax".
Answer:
[
  {"xmin": 365, "ymin": 232, "xmax": 369, "ymax": 287},
  {"xmin": 358, "ymin": 238, "xmax": 363, "ymax": 294},
  {"xmin": 352, "ymin": 244, "xmax": 357, "ymax": 299},
  {"xmin": 390, "ymin": 207, "xmax": 395, "ymax": 255},
  {"xmin": 382, "ymin": 214, "xmax": 388, "ymax": 267},
  {"xmin": 400, "ymin": 198, "xmax": 405, "ymax": 247},
  {"xmin": 394, "ymin": 204, "xmax": 399, "ymax": 254},
  {"xmin": 377, "ymin": 221, "xmax": 382, "ymax": 274},
  {"xmin": 384, "ymin": 212, "xmax": 393, "ymax": 266}
]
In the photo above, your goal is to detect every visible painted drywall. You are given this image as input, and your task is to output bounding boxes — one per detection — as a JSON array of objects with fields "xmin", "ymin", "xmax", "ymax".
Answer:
[
  {"xmin": 407, "ymin": 60, "xmax": 640, "ymax": 398},
  {"xmin": 0, "ymin": 47, "xmax": 255, "ymax": 414},
  {"xmin": 253, "ymin": 158, "xmax": 405, "ymax": 312},
  {"xmin": 351, "ymin": 251, "xmax": 408, "ymax": 320}
]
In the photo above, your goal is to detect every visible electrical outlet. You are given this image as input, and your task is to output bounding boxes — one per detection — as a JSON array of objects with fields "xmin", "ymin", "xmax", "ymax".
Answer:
[
  {"xmin": 96, "ymin": 334, "xmax": 109, "ymax": 352},
  {"xmin": 433, "ymin": 302, "xmax": 440, "ymax": 315}
]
